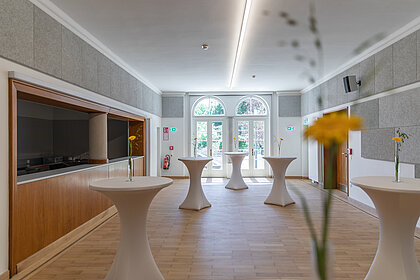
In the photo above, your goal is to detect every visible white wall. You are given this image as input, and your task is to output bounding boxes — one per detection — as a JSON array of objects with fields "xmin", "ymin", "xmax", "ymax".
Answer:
[
  {"xmin": 0, "ymin": 57, "xmax": 162, "ymax": 275},
  {"xmin": 278, "ymin": 117, "xmax": 303, "ymax": 176},
  {"xmin": 161, "ymin": 94, "xmax": 307, "ymax": 177},
  {"xmin": 160, "ymin": 118, "xmax": 186, "ymax": 176},
  {"xmin": 306, "ymin": 112, "xmax": 323, "ymax": 182}
]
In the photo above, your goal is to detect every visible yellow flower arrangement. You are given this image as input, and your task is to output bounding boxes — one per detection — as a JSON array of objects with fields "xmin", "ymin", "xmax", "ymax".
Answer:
[
  {"xmin": 304, "ymin": 113, "xmax": 363, "ymax": 147},
  {"xmin": 392, "ymin": 137, "xmax": 402, "ymax": 142},
  {"xmin": 128, "ymin": 135, "xmax": 136, "ymax": 141}
]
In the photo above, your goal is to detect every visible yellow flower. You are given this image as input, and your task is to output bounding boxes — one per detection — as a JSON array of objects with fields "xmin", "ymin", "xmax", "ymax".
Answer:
[
  {"xmin": 128, "ymin": 135, "xmax": 136, "ymax": 141},
  {"xmin": 392, "ymin": 137, "xmax": 402, "ymax": 142},
  {"xmin": 233, "ymin": 137, "xmax": 236, "ymax": 140},
  {"xmin": 194, "ymin": 137, "xmax": 197, "ymax": 140},
  {"xmin": 279, "ymin": 138, "xmax": 284, "ymax": 141},
  {"xmin": 304, "ymin": 113, "xmax": 363, "ymax": 147}
]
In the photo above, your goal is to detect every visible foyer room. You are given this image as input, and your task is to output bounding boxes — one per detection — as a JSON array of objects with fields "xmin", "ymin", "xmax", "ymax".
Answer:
[{"xmin": 1, "ymin": 0, "xmax": 420, "ymax": 279}]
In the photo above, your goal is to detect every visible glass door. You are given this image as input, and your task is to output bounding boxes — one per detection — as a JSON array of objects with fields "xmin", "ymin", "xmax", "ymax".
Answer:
[
  {"xmin": 235, "ymin": 118, "xmax": 268, "ymax": 177},
  {"xmin": 194, "ymin": 119, "xmax": 225, "ymax": 177}
]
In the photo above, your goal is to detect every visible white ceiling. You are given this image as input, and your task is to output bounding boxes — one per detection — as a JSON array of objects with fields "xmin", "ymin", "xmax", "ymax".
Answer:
[{"xmin": 49, "ymin": 0, "xmax": 420, "ymax": 93}]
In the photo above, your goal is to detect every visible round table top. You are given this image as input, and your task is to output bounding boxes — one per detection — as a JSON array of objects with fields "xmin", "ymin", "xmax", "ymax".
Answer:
[
  {"xmin": 351, "ymin": 176, "xmax": 420, "ymax": 194},
  {"xmin": 263, "ymin": 156, "xmax": 297, "ymax": 160},
  {"xmin": 90, "ymin": 176, "xmax": 173, "ymax": 192},
  {"xmin": 224, "ymin": 152, "xmax": 248, "ymax": 156},
  {"xmin": 178, "ymin": 157, "xmax": 213, "ymax": 162}
]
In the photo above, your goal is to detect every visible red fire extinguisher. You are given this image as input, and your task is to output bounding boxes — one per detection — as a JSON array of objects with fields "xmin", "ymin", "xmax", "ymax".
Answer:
[{"xmin": 163, "ymin": 154, "xmax": 170, "ymax": 170}]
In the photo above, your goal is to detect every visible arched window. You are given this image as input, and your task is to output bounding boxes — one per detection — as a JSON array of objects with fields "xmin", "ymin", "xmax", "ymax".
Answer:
[
  {"xmin": 193, "ymin": 97, "xmax": 225, "ymax": 116},
  {"xmin": 236, "ymin": 96, "xmax": 267, "ymax": 116}
]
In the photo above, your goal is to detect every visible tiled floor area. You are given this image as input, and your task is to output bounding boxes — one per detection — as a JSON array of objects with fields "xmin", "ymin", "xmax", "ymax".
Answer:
[{"xmin": 26, "ymin": 179, "xmax": 420, "ymax": 280}]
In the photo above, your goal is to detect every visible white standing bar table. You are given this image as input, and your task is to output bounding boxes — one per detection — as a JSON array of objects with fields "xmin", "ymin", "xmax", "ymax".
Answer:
[
  {"xmin": 263, "ymin": 157, "xmax": 296, "ymax": 206},
  {"xmin": 178, "ymin": 157, "xmax": 212, "ymax": 210},
  {"xmin": 89, "ymin": 176, "xmax": 173, "ymax": 280},
  {"xmin": 224, "ymin": 152, "xmax": 248, "ymax": 190},
  {"xmin": 351, "ymin": 176, "xmax": 420, "ymax": 280}
]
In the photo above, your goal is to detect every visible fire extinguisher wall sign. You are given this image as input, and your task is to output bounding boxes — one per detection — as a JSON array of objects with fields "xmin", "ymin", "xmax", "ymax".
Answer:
[{"xmin": 163, "ymin": 127, "xmax": 169, "ymax": 141}]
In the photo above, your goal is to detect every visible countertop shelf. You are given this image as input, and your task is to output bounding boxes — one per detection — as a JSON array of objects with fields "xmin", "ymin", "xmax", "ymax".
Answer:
[{"xmin": 17, "ymin": 156, "xmax": 144, "ymax": 185}]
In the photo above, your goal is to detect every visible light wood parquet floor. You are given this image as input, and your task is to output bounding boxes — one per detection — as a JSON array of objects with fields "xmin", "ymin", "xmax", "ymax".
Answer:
[{"xmin": 26, "ymin": 179, "xmax": 420, "ymax": 280}]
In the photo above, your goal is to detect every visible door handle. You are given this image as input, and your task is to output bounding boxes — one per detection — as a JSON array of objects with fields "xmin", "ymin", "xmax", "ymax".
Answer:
[
  {"xmin": 252, "ymin": 148, "xmax": 254, "ymax": 156},
  {"xmin": 210, "ymin": 149, "xmax": 213, "ymax": 156}
]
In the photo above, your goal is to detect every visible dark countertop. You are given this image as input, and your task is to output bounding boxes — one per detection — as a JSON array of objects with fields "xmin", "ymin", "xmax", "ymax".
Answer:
[{"xmin": 17, "ymin": 156, "xmax": 144, "ymax": 185}]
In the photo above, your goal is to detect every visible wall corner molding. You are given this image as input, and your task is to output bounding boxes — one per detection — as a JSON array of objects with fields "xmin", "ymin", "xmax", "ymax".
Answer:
[{"xmin": 28, "ymin": 0, "xmax": 161, "ymax": 95}]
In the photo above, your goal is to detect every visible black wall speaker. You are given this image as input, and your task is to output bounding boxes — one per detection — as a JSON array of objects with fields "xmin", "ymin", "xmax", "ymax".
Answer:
[{"xmin": 343, "ymin": 75, "xmax": 361, "ymax": 93}]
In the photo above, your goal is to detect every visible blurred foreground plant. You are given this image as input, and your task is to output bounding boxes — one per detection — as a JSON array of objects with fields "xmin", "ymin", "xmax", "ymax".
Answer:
[{"xmin": 296, "ymin": 113, "xmax": 362, "ymax": 279}]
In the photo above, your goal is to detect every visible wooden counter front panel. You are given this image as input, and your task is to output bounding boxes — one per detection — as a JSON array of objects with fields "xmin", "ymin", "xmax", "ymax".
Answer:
[
  {"xmin": 13, "ymin": 158, "xmax": 144, "ymax": 269},
  {"xmin": 108, "ymin": 157, "xmax": 144, "ymax": 178},
  {"xmin": 14, "ymin": 166, "xmax": 111, "ymax": 267}
]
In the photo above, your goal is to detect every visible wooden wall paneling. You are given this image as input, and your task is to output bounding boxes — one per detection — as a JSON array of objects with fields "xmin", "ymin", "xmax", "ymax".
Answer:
[
  {"xmin": 108, "ymin": 108, "xmax": 145, "ymax": 122},
  {"xmin": 134, "ymin": 157, "xmax": 144, "ymax": 176},
  {"xmin": 9, "ymin": 79, "xmax": 148, "ymax": 275},
  {"xmin": 9, "ymin": 79, "xmax": 18, "ymax": 275},
  {"xmin": 14, "ymin": 166, "xmax": 111, "ymax": 267},
  {"xmin": 129, "ymin": 121, "xmax": 146, "ymax": 168},
  {"xmin": 108, "ymin": 161, "xmax": 129, "ymax": 178},
  {"xmin": 16, "ymin": 206, "xmax": 117, "ymax": 277}
]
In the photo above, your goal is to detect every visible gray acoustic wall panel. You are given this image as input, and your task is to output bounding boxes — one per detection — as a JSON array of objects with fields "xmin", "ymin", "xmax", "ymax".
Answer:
[
  {"xmin": 278, "ymin": 95, "xmax": 301, "ymax": 117},
  {"xmin": 374, "ymin": 46, "xmax": 393, "ymax": 93},
  {"xmin": 359, "ymin": 56, "xmax": 375, "ymax": 98},
  {"xmin": 350, "ymin": 99, "xmax": 379, "ymax": 130},
  {"xmin": 415, "ymin": 164, "xmax": 420, "ymax": 178},
  {"xmin": 33, "ymin": 7, "xmax": 62, "ymax": 78},
  {"xmin": 379, "ymin": 88, "xmax": 420, "ymax": 128},
  {"xmin": 81, "ymin": 43, "xmax": 99, "ymax": 93},
  {"xmin": 320, "ymin": 82, "xmax": 329, "ymax": 110},
  {"xmin": 398, "ymin": 126, "xmax": 420, "ymax": 164},
  {"xmin": 61, "ymin": 27, "xmax": 83, "ymax": 86},
  {"xmin": 418, "ymin": 30, "xmax": 420, "ymax": 81},
  {"xmin": 0, "ymin": 0, "xmax": 162, "ymax": 117},
  {"xmin": 393, "ymin": 33, "xmax": 417, "ymax": 88},
  {"xmin": 135, "ymin": 80, "xmax": 143, "ymax": 109},
  {"xmin": 302, "ymin": 30, "xmax": 420, "ymax": 165},
  {"xmin": 162, "ymin": 96, "xmax": 184, "ymax": 118},
  {"xmin": 300, "ymin": 92, "xmax": 309, "ymax": 116},
  {"xmin": 326, "ymin": 77, "xmax": 340, "ymax": 107},
  {"xmin": 119, "ymin": 70, "xmax": 130, "ymax": 104},
  {"xmin": 361, "ymin": 128, "xmax": 394, "ymax": 162},
  {"xmin": 0, "ymin": 0, "xmax": 34, "ymax": 66},
  {"xmin": 110, "ymin": 63, "xmax": 121, "ymax": 101},
  {"xmin": 128, "ymin": 75, "xmax": 137, "ymax": 107},
  {"xmin": 142, "ymin": 85, "xmax": 153, "ymax": 113},
  {"xmin": 97, "ymin": 55, "xmax": 111, "ymax": 97}
]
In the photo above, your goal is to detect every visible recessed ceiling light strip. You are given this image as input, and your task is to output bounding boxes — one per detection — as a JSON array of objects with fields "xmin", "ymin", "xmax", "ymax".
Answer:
[{"xmin": 229, "ymin": 0, "xmax": 253, "ymax": 88}]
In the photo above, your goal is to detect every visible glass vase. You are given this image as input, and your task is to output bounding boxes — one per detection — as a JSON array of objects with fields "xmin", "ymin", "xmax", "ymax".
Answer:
[
  {"xmin": 394, "ymin": 142, "xmax": 401, "ymax": 183},
  {"xmin": 193, "ymin": 146, "xmax": 197, "ymax": 158},
  {"xmin": 127, "ymin": 157, "xmax": 133, "ymax": 182}
]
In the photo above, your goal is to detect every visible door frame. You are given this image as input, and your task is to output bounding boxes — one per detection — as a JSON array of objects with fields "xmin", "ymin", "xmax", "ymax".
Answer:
[
  {"xmin": 321, "ymin": 108, "xmax": 349, "ymax": 195},
  {"xmin": 233, "ymin": 117, "xmax": 269, "ymax": 177}
]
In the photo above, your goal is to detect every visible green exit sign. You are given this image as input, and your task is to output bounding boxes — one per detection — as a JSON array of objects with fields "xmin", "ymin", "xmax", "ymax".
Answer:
[
  {"xmin": 170, "ymin": 127, "xmax": 176, "ymax": 132},
  {"xmin": 287, "ymin": 126, "xmax": 295, "ymax": 131}
]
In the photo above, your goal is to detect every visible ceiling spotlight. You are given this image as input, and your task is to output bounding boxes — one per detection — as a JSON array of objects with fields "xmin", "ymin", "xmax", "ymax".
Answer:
[
  {"xmin": 252, "ymin": 74, "xmax": 256, "ymax": 78},
  {"xmin": 201, "ymin": 44, "xmax": 209, "ymax": 50}
]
